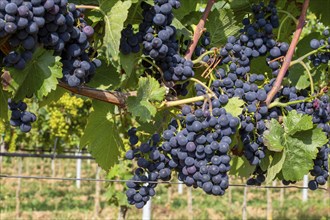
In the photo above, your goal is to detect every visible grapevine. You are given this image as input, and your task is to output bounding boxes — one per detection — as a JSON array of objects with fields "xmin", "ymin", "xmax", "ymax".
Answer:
[{"xmin": 0, "ymin": 0, "xmax": 329, "ymax": 211}]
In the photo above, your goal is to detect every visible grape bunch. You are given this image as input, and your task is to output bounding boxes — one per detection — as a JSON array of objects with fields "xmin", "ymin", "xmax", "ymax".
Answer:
[
  {"xmin": 8, "ymin": 99, "xmax": 36, "ymax": 133},
  {"xmin": 309, "ymin": 29, "xmax": 330, "ymax": 67},
  {"xmin": 125, "ymin": 103, "xmax": 240, "ymax": 208},
  {"xmin": 120, "ymin": 1, "xmax": 195, "ymax": 82},
  {"xmin": 125, "ymin": 128, "xmax": 171, "ymax": 209},
  {"xmin": 162, "ymin": 105, "xmax": 238, "ymax": 195},
  {"xmin": 309, "ymin": 145, "xmax": 329, "ymax": 190},
  {"xmin": 0, "ymin": 0, "xmax": 101, "ymax": 87},
  {"xmin": 119, "ymin": 24, "xmax": 143, "ymax": 55}
]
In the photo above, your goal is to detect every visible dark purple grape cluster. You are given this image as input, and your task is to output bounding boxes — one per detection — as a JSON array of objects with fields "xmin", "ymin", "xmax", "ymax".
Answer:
[
  {"xmin": 0, "ymin": 0, "xmax": 101, "ymax": 87},
  {"xmin": 120, "ymin": 0, "xmax": 195, "ymax": 82},
  {"xmin": 8, "ymin": 99, "xmax": 36, "ymax": 133},
  {"xmin": 308, "ymin": 145, "xmax": 329, "ymax": 190},
  {"xmin": 308, "ymin": 29, "xmax": 330, "ymax": 67},
  {"xmin": 246, "ymin": 166, "xmax": 266, "ymax": 186},
  {"xmin": 161, "ymin": 106, "xmax": 237, "ymax": 195},
  {"xmin": 125, "ymin": 128, "xmax": 170, "ymax": 209},
  {"xmin": 125, "ymin": 104, "xmax": 240, "ymax": 208},
  {"xmin": 119, "ymin": 24, "xmax": 143, "ymax": 55}
]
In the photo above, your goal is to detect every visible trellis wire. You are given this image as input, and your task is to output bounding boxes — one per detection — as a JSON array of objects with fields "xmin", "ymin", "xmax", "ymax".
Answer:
[
  {"xmin": 0, "ymin": 174, "xmax": 328, "ymax": 191},
  {"xmin": 0, "ymin": 152, "xmax": 94, "ymax": 160}
]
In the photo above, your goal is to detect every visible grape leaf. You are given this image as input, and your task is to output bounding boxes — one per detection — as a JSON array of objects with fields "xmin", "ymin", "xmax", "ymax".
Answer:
[
  {"xmin": 0, "ymin": 86, "xmax": 9, "ymax": 121},
  {"xmin": 137, "ymin": 109, "xmax": 173, "ymax": 135},
  {"xmin": 205, "ymin": 8, "xmax": 240, "ymax": 47},
  {"xmin": 281, "ymin": 129, "xmax": 326, "ymax": 181},
  {"xmin": 250, "ymin": 56, "xmax": 271, "ymax": 77},
  {"xmin": 283, "ymin": 110, "xmax": 313, "ymax": 135},
  {"xmin": 87, "ymin": 59, "xmax": 120, "ymax": 90},
  {"xmin": 80, "ymin": 101, "xmax": 123, "ymax": 171},
  {"xmin": 172, "ymin": 18, "xmax": 192, "ymax": 39},
  {"xmin": 101, "ymin": 0, "xmax": 132, "ymax": 62},
  {"xmin": 265, "ymin": 151, "xmax": 286, "ymax": 184},
  {"xmin": 229, "ymin": 156, "xmax": 256, "ymax": 178},
  {"xmin": 264, "ymin": 119, "xmax": 284, "ymax": 152},
  {"xmin": 309, "ymin": 0, "xmax": 330, "ymax": 26},
  {"xmin": 173, "ymin": 0, "xmax": 200, "ymax": 21},
  {"xmin": 259, "ymin": 149, "xmax": 271, "ymax": 172},
  {"xmin": 264, "ymin": 111, "xmax": 328, "ymax": 181},
  {"xmin": 8, "ymin": 48, "xmax": 62, "ymax": 101},
  {"xmin": 223, "ymin": 97, "xmax": 245, "ymax": 118},
  {"xmin": 294, "ymin": 32, "xmax": 322, "ymax": 58},
  {"xmin": 120, "ymin": 51, "xmax": 141, "ymax": 78},
  {"xmin": 38, "ymin": 87, "xmax": 66, "ymax": 108},
  {"xmin": 288, "ymin": 64, "xmax": 311, "ymax": 90},
  {"xmin": 127, "ymin": 76, "xmax": 166, "ymax": 122}
]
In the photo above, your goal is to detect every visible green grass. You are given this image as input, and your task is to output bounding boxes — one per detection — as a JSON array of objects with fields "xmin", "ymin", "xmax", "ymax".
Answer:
[{"xmin": 0, "ymin": 157, "xmax": 329, "ymax": 220}]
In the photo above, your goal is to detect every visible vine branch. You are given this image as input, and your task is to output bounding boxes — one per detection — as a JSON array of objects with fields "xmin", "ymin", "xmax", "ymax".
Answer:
[
  {"xmin": 265, "ymin": 0, "xmax": 310, "ymax": 106},
  {"xmin": 58, "ymin": 82, "xmax": 135, "ymax": 107},
  {"xmin": 184, "ymin": 0, "xmax": 216, "ymax": 60}
]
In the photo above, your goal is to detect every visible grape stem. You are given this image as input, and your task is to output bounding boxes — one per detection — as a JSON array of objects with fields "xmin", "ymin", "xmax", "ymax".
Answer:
[
  {"xmin": 265, "ymin": 0, "xmax": 310, "ymax": 106},
  {"xmin": 268, "ymin": 97, "xmax": 312, "ymax": 109},
  {"xmin": 164, "ymin": 94, "xmax": 214, "ymax": 108},
  {"xmin": 277, "ymin": 9, "xmax": 298, "ymax": 24},
  {"xmin": 290, "ymin": 45, "xmax": 328, "ymax": 66},
  {"xmin": 184, "ymin": 0, "xmax": 216, "ymax": 60},
  {"xmin": 188, "ymin": 78, "xmax": 217, "ymax": 98},
  {"xmin": 277, "ymin": 15, "xmax": 290, "ymax": 40},
  {"xmin": 58, "ymin": 82, "xmax": 136, "ymax": 107},
  {"xmin": 76, "ymin": 5, "xmax": 101, "ymax": 11},
  {"xmin": 298, "ymin": 61, "xmax": 314, "ymax": 94},
  {"xmin": 192, "ymin": 50, "xmax": 217, "ymax": 64}
]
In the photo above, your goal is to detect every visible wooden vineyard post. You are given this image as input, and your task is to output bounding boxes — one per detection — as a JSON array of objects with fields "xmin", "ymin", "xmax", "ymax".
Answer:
[
  {"xmin": 15, "ymin": 157, "xmax": 23, "ymax": 219},
  {"xmin": 242, "ymin": 187, "xmax": 248, "ymax": 220},
  {"xmin": 187, "ymin": 187, "xmax": 193, "ymax": 220},
  {"xmin": 76, "ymin": 149, "xmax": 82, "ymax": 189},
  {"xmin": 94, "ymin": 166, "xmax": 101, "ymax": 218},
  {"xmin": 142, "ymin": 198, "xmax": 152, "ymax": 220},
  {"xmin": 302, "ymin": 175, "xmax": 308, "ymax": 202}
]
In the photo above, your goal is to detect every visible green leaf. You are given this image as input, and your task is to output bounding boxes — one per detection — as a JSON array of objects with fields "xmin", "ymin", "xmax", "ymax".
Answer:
[
  {"xmin": 205, "ymin": 9, "xmax": 240, "ymax": 47},
  {"xmin": 119, "ymin": 51, "xmax": 141, "ymax": 78},
  {"xmin": 0, "ymin": 86, "xmax": 9, "ymax": 121},
  {"xmin": 288, "ymin": 64, "xmax": 311, "ymax": 90},
  {"xmin": 250, "ymin": 55, "xmax": 272, "ymax": 78},
  {"xmin": 38, "ymin": 87, "xmax": 66, "ymax": 108},
  {"xmin": 8, "ymin": 48, "xmax": 62, "ymax": 101},
  {"xmin": 137, "ymin": 109, "xmax": 173, "ymax": 135},
  {"xmin": 87, "ymin": 59, "xmax": 120, "ymax": 90},
  {"xmin": 102, "ymin": 0, "xmax": 132, "ymax": 62},
  {"xmin": 80, "ymin": 101, "xmax": 124, "ymax": 171},
  {"xmin": 281, "ymin": 133, "xmax": 321, "ymax": 181},
  {"xmin": 283, "ymin": 110, "xmax": 313, "ymax": 135},
  {"xmin": 281, "ymin": 127, "xmax": 327, "ymax": 181},
  {"xmin": 127, "ymin": 76, "xmax": 166, "ymax": 122},
  {"xmin": 265, "ymin": 152, "xmax": 286, "ymax": 184},
  {"xmin": 263, "ymin": 110, "xmax": 328, "ymax": 181},
  {"xmin": 259, "ymin": 149, "xmax": 271, "ymax": 172},
  {"xmin": 173, "ymin": 0, "xmax": 200, "ymax": 21},
  {"xmin": 309, "ymin": 0, "xmax": 330, "ymax": 26},
  {"xmin": 127, "ymin": 98, "xmax": 157, "ymax": 122},
  {"xmin": 172, "ymin": 18, "xmax": 193, "ymax": 39},
  {"xmin": 223, "ymin": 97, "xmax": 245, "ymax": 118},
  {"xmin": 295, "ymin": 32, "xmax": 323, "ymax": 58},
  {"xmin": 230, "ymin": 156, "xmax": 256, "ymax": 178},
  {"xmin": 263, "ymin": 119, "xmax": 285, "ymax": 152},
  {"xmin": 292, "ymin": 127, "xmax": 328, "ymax": 154}
]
